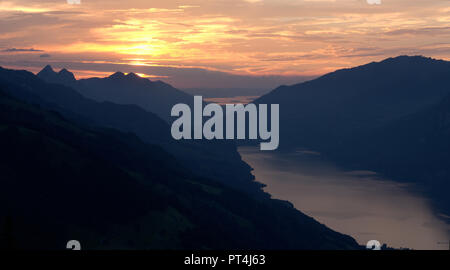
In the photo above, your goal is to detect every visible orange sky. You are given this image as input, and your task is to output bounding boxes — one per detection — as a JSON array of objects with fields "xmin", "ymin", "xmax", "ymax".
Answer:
[{"xmin": 1, "ymin": 0, "xmax": 449, "ymax": 88}]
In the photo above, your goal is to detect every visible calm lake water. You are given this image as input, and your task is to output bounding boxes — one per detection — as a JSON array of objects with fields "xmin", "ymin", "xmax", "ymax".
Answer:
[{"xmin": 239, "ymin": 146, "xmax": 450, "ymax": 250}]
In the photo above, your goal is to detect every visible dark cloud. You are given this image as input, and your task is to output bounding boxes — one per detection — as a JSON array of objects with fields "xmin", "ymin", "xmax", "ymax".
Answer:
[
  {"xmin": 39, "ymin": 54, "xmax": 51, "ymax": 58},
  {"xmin": 2, "ymin": 48, "xmax": 43, "ymax": 52},
  {"xmin": 384, "ymin": 27, "xmax": 450, "ymax": 36}
]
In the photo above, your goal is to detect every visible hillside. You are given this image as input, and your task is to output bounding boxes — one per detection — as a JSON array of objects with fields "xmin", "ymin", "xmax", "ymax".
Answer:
[
  {"xmin": 1, "ymin": 66, "xmax": 264, "ymax": 197},
  {"xmin": 330, "ymin": 93, "xmax": 450, "ymax": 213},
  {"xmin": 0, "ymin": 90, "xmax": 359, "ymax": 250},
  {"xmin": 256, "ymin": 56, "xmax": 450, "ymax": 150}
]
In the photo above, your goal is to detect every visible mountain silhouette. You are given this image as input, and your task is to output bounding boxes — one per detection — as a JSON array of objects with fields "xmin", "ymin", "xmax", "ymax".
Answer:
[
  {"xmin": 37, "ymin": 66, "xmax": 192, "ymax": 122},
  {"xmin": 36, "ymin": 64, "xmax": 55, "ymax": 78},
  {"xmin": 37, "ymin": 65, "xmax": 76, "ymax": 86},
  {"xmin": 4, "ymin": 66, "xmax": 169, "ymax": 143},
  {"xmin": 256, "ymin": 55, "xmax": 450, "ymax": 150},
  {"xmin": 0, "ymin": 87, "xmax": 359, "ymax": 250}
]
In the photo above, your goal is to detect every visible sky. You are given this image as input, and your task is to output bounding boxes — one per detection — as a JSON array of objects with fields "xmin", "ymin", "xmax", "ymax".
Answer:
[{"xmin": 0, "ymin": 0, "xmax": 449, "ymax": 88}]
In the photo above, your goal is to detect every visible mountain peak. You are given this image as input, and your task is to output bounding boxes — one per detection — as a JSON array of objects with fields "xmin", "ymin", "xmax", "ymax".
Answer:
[
  {"xmin": 38, "ymin": 65, "xmax": 56, "ymax": 76},
  {"xmin": 43, "ymin": 64, "xmax": 54, "ymax": 71},
  {"xmin": 58, "ymin": 68, "xmax": 76, "ymax": 81},
  {"xmin": 380, "ymin": 55, "xmax": 435, "ymax": 64},
  {"xmin": 109, "ymin": 71, "xmax": 126, "ymax": 79},
  {"xmin": 126, "ymin": 72, "xmax": 140, "ymax": 79},
  {"xmin": 37, "ymin": 65, "xmax": 76, "ymax": 84}
]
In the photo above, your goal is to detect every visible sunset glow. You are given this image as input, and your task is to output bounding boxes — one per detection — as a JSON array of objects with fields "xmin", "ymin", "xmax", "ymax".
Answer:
[{"xmin": 1, "ymin": 0, "xmax": 450, "ymax": 87}]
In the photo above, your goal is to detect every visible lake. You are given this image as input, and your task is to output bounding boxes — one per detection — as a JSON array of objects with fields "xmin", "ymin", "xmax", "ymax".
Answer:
[{"xmin": 239, "ymin": 146, "xmax": 450, "ymax": 250}]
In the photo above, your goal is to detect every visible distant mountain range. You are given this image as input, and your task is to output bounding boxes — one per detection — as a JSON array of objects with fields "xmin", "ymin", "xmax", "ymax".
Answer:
[
  {"xmin": 255, "ymin": 55, "xmax": 450, "ymax": 214},
  {"xmin": 37, "ymin": 65, "xmax": 192, "ymax": 122},
  {"xmin": 182, "ymin": 87, "xmax": 272, "ymax": 98}
]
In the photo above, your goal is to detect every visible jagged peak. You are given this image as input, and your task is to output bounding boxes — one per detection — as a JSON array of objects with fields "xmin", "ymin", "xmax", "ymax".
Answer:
[
  {"xmin": 109, "ymin": 71, "xmax": 126, "ymax": 79},
  {"xmin": 126, "ymin": 72, "xmax": 140, "ymax": 79},
  {"xmin": 39, "ymin": 64, "xmax": 56, "ymax": 74},
  {"xmin": 58, "ymin": 68, "xmax": 70, "ymax": 74},
  {"xmin": 58, "ymin": 68, "xmax": 76, "ymax": 81},
  {"xmin": 107, "ymin": 71, "xmax": 143, "ymax": 81}
]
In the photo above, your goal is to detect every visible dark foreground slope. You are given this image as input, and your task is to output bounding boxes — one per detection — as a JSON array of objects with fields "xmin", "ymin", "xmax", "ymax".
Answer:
[{"xmin": 0, "ymin": 91, "xmax": 359, "ymax": 250}]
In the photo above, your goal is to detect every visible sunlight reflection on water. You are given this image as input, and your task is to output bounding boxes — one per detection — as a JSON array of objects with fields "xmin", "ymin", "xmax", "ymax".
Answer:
[{"xmin": 239, "ymin": 146, "xmax": 450, "ymax": 250}]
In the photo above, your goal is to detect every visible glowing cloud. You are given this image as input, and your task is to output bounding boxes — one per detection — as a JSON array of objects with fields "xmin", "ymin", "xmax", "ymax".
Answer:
[{"xmin": 0, "ymin": 0, "xmax": 449, "ymax": 87}]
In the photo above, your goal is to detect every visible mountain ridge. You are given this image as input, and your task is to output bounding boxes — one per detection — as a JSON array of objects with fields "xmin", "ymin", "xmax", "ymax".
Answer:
[
  {"xmin": 255, "ymin": 55, "xmax": 450, "ymax": 150},
  {"xmin": 37, "ymin": 65, "xmax": 192, "ymax": 122}
]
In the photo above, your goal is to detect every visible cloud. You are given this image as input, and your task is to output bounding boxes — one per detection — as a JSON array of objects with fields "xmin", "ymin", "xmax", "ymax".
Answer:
[
  {"xmin": 384, "ymin": 27, "xmax": 450, "ymax": 36},
  {"xmin": 40, "ymin": 53, "xmax": 51, "ymax": 58},
  {"xmin": 2, "ymin": 48, "xmax": 43, "ymax": 52}
]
